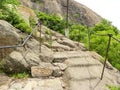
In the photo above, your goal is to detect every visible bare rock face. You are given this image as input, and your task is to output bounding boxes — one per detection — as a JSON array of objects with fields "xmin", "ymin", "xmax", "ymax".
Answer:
[
  {"xmin": 31, "ymin": 63, "xmax": 53, "ymax": 77},
  {"xmin": 0, "ymin": 78, "xmax": 64, "ymax": 90},
  {"xmin": 3, "ymin": 40, "xmax": 54, "ymax": 73},
  {"xmin": 39, "ymin": 45, "xmax": 54, "ymax": 63},
  {"xmin": 0, "ymin": 20, "xmax": 20, "ymax": 60},
  {"xmin": 18, "ymin": 5, "xmax": 38, "ymax": 25},
  {"xmin": 31, "ymin": 62, "xmax": 67, "ymax": 78},
  {"xmin": 0, "ymin": 20, "xmax": 54, "ymax": 73},
  {"xmin": 20, "ymin": 0, "xmax": 102, "ymax": 26}
]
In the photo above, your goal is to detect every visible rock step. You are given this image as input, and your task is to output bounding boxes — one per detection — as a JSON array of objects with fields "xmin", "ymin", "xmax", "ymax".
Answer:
[
  {"xmin": 0, "ymin": 78, "xmax": 65, "ymax": 90},
  {"xmin": 53, "ymin": 51, "xmax": 90, "ymax": 62},
  {"xmin": 68, "ymin": 76, "xmax": 98, "ymax": 81},
  {"xmin": 69, "ymin": 64, "xmax": 101, "ymax": 68},
  {"xmin": 64, "ymin": 57, "xmax": 102, "ymax": 67},
  {"xmin": 68, "ymin": 79, "xmax": 110, "ymax": 90},
  {"xmin": 64, "ymin": 66, "xmax": 103, "ymax": 81},
  {"xmin": 31, "ymin": 63, "xmax": 67, "ymax": 78}
]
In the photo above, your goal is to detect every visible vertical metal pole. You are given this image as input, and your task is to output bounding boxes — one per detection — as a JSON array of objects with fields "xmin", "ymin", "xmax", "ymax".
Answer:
[
  {"xmin": 38, "ymin": 20, "xmax": 42, "ymax": 53},
  {"xmin": 88, "ymin": 28, "xmax": 90, "ymax": 50},
  {"xmin": 78, "ymin": 28, "xmax": 81, "ymax": 47},
  {"xmin": 100, "ymin": 34, "xmax": 112, "ymax": 80},
  {"xmin": 65, "ymin": 0, "xmax": 69, "ymax": 37},
  {"xmin": 50, "ymin": 30, "xmax": 52, "ymax": 50}
]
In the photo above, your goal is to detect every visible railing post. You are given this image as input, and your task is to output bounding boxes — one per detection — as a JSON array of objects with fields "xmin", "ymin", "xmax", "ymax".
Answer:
[
  {"xmin": 38, "ymin": 20, "xmax": 42, "ymax": 53},
  {"xmin": 88, "ymin": 28, "xmax": 90, "ymax": 50},
  {"xmin": 100, "ymin": 34, "xmax": 112, "ymax": 80},
  {"xmin": 65, "ymin": 0, "xmax": 69, "ymax": 38}
]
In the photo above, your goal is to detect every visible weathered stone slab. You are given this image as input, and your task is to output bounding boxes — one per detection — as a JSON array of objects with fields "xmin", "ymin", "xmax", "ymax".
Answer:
[{"xmin": 31, "ymin": 63, "xmax": 53, "ymax": 77}]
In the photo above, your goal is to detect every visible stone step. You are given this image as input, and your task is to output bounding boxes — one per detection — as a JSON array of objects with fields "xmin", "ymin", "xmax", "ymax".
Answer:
[
  {"xmin": 70, "ymin": 63, "xmax": 101, "ymax": 68},
  {"xmin": 1, "ymin": 78, "xmax": 64, "ymax": 90},
  {"xmin": 64, "ymin": 66, "xmax": 103, "ymax": 81},
  {"xmin": 68, "ymin": 77, "xmax": 98, "ymax": 81},
  {"xmin": 53, "ymin": 51, "xmax": 90, "ymax": 62},
  {"xmin": 68, "ymin": 79, "xmax": 110, "ymax": 90},
  {"xmin": 64, "ymin": 57, "xmax": 102, "ymax": 67},
  {"xmin": 31, "ymin": 63, "xmax": 67, "ymax": 78}
]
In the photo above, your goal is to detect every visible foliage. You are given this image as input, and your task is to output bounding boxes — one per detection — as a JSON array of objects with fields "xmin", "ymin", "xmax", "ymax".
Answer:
[
  {"xmin": 10, "ymin": 72, "xmax": 29, "ymax": 79},
  {"xmin": 15, "ymin": 21, "xmax": 32, "ymax": 33},
  {"xmin": 29, "ymin": 16, "xmax": 36, "ymax": 28},
  {"xmin": 107, "ymin": 85, "xmax": 120, "ymax": 90},
  {"xmin": 68, "ymin": 19, "xmax": 120, "ymax": 70},
  {"xmin": 37, "ymin": 11, "xmax": 66, "ymax": 34},
  {"xmin": 0, "ymin": 0, "xmax": 20, "ymax": 8},
  {"xmin": 45, "ymin": 29, "xmax": 51, "ymax": 35},
  {"xmin": 37, "ymin": 12, "xmax": 120, "ymax": 70},
  {"xmin": 69, "ymin": 24, "xmax": 88, "ymax": 43},
  {"xmin": 89, "ymin": 19, "xmax": 120, "ymax": 70},
  {"xmin": 91, "ymin": 19, "xmax": 119, "ymax": 35},
  {"xmin": 0, "ymin": 2, "xmax": 32, "ymax": 33}
]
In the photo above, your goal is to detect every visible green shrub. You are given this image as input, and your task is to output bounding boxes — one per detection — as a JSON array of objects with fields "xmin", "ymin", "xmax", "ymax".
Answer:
[
  {"xmin": 15, "ymin": 21, "xmax": 32, "ymax": 33},
  {"xmin": 37, "ymin": 11, "xmax": 66, "ymax": 34},
  {"xmin": 0, "ymin": 4, "xmax": 32, "ymax": 33},
  {"xmin": 89, "ymin": 19, "xmax": 120, "ymax": 70},
  {"xmin": 107, "ymin": 85, "xmax": 120, "ymax": 90},
  {"xmin": 10, "ymin": 72, "xmax": 30, "ymax": 79},
  {"xmin": 69, "ymin": 19, "xmax": 120, "ymax": 70},
  {"xmin": 69, "ymin": 24, "xmax": 88, "ymax": 43},
  {"xmin": 29, "ymin": 16, "xmax": 36, "ymax": 28},
  {"xmin": 0, "ymin": 0, "xmax": 20, "ymax": 7}
]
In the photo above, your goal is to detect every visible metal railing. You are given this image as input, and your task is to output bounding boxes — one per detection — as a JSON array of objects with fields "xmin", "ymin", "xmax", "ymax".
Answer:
[
  {"xmin": 0, "ymin": 23, "xmax": 40, "ymax": 49},
  {"xmin": 88, "ymin": 30, "xmax": 120, "ymax": 80}
]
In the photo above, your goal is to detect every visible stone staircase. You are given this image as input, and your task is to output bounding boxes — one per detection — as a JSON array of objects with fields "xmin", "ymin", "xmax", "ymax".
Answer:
[
  {"xmin": 52, "ymin": 48, "xmax": 118, "ymax": 90},
  {"xmin": 61, "ymin": 51, "xmax": 120, "ymax": 90},
  {"xmin": 0, "ymin": 48, "xmax": 120, "ymax": 90},
  {"xmin": 0, "ymin": 25, "xmax": 120, "ymax": 90}
]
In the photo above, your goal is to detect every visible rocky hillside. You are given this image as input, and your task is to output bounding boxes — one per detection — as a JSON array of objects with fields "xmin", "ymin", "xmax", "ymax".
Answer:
[
  {"xmin": 0, "ymin": 0, "xmax": 120, "ymax": 90},
  {"xmin": 0, "ymin": 19, "xmax": 120, "ymax": 90},
  {"xmin": 20, "ymin": 0, "xmax": 102, "ymax": 26}
]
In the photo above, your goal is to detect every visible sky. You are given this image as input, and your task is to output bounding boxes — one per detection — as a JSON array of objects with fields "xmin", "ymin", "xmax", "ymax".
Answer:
[{"xmin": 74, "ymin": 0, "xmax": 120, "ymax": 30}]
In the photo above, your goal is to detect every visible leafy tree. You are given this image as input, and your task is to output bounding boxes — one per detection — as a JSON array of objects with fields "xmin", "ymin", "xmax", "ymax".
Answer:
[
  {"xmin": 69, "ymin": 19, "xmax": 120, "ymax": 70},
  {"xmin": 69, "ymin": 24, "xmax": 88, "ymax": 43},
  {"xmin": 90, "ymin": 19, "xmax": 120, "ymax": 70}
]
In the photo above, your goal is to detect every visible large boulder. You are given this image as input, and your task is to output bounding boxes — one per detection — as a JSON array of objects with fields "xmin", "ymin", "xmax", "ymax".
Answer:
[
  {"xmin": 20, "ymin": 0, "xmax": 102, "ymax": 26},
  {"xmin": 3, "ymin": 38, "xmax": 54, "ymax": 73},
  {"xmin": 0, "ymin": 20, "xmax": 20, "ymax": 59},
  {"xmin": 0, "ymin": 20, "xmax": 54, "ymax": 73},
  {"xmin": 0, "ymin": 20, "xmax": 20, "ymax": 45}
]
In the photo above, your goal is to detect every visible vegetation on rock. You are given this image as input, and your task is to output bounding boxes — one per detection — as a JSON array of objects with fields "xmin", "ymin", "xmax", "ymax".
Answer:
[
  {"xmin": 89, "ymin": 19, "xmax": 120, "ymax": 70},
  {"xmin": 9, "ymin": 72, "xmax": 30, "ymax": 79},
  {"xmin": 37, "ymin": 11, "xmax": 66, "ymax": 34},
  {"xmin": 0, "ymin": 0, "xmax": 32, "ymax": 33},
  {"xmin": 37, "ymin": 11, "xmax": 120, "ymax": 70},
  {"xmin": 69, "ymin": 19, "xmax": 120, "ymax": 70},
  {"xmin": 0, "ymin": 0, "xmax": 120, "ymax": 73},
  {"xmin": 107, "ymin": 85, "xmax": 120, "ymax": 90}
]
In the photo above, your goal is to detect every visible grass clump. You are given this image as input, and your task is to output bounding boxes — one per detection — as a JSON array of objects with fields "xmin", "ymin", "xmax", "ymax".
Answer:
[
  {"xmin": 107, "ymin": 85, "xmax": 120, "ymax": 90},
  {"xmin": 9, "ymin": 72, "xmax": 30, "ymax": 79}
]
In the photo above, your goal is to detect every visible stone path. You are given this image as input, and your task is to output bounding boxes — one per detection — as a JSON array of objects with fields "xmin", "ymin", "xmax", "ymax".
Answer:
[
  {"xmin": 0, "ymin": 78, "xmax": 64, "ymax": 90},
  {"xmin": 0, "ymin": 51, "xmax": 120, "ymax": 90},
  {"xmin": 62, "ymin": 51, "xmax": 120, "ymax": 90}
]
